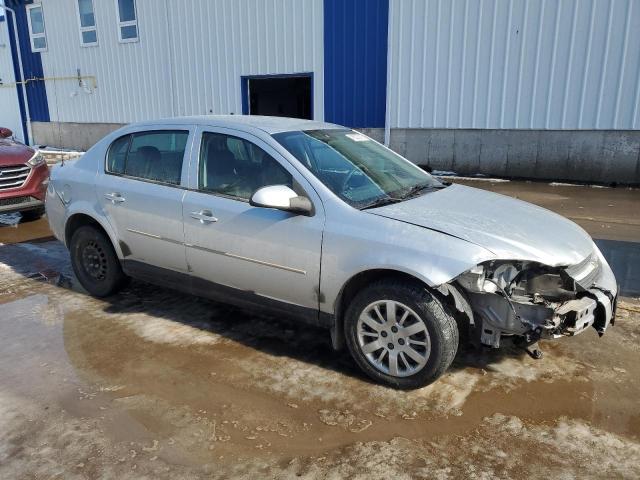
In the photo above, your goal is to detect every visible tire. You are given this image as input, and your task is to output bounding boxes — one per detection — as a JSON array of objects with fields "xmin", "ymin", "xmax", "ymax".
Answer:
[
  {"xmin": 344, "ymin": 279, "xmax": 459, "ymax": 389},
  {"xmin": 70, "ymin": 225, "xmax": 128, "ymax": 297},
  {"xmin": 21, "ymin": 207, "xmax": 45, "ymax": 222}
]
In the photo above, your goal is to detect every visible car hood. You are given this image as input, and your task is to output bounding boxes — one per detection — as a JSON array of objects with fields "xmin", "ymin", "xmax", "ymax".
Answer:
[
  {"xmin": 0, "ymin": 138, "xmax": 34, "ymax": 166},
  {"xmin": 367, "ymin": 184, "xmax": 593, "ymax": 267}
]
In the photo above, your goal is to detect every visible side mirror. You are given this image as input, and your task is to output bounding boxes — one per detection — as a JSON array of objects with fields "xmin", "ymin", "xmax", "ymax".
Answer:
[
  {"xmin": 250, "ymin": 185, "xmax": 313, "ymax": 216},
  {"xmin": 0, "ymin": 128, "xmax": 13, "ymax": 138}
]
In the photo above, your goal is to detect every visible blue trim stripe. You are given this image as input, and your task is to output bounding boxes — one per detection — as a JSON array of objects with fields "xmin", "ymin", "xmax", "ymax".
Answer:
[
  {"xmin": 5, "ymin": 0, "xmax": 50, "ymax": 143},
  {"xmin": 5, "ymin": 6, "xmax": 29, "ymax": 143},
  {"xmin": 241, "ymin": 76, "xmax": 249, "ymax": 115},
  {"xmin": 324, "ymin": 0, "xmax": 389, "ymax": 128}
]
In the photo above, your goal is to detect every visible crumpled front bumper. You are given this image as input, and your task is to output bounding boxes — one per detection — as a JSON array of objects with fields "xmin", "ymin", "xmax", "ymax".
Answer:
[
  {"xmin": 554, "ymin": 245, "xmax": 617, "ymax": 337},
  {"xmin": 464, "ymin": 243, "xmax": 618, "ymax": 348}
]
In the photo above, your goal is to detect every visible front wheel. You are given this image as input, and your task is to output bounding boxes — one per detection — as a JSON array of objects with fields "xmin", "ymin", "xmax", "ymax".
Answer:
[
  {"xmin": 344, "ymin": 279, "xmax": 459, "ymax": 389},
  {"xmin": 70, "ymin": 225, "xmax": 128, "ymax": 297}
]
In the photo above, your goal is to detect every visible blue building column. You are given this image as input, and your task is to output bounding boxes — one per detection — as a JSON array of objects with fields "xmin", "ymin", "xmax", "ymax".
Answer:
[{"xmin": 323, "ymin": 0, "xmax": 389, "ymax": 128}]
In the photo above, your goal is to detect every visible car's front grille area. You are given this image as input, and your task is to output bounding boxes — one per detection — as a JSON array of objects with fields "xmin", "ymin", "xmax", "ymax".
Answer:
[
  {"xmin": 0, "ymin": 164, "xmax": 31, "ymax": 190},
  {"xmin": 0, "ymin": 195, "xmax": 36, "ymax": 207},
  {"xmin": 566, "ymin": 252, "xmax": 600, "ymax": 289}
]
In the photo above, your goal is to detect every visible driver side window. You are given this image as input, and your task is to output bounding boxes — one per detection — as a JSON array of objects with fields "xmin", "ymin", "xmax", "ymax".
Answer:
[{"xmin": 198, "ymin": 132, "xmax": 292, "ymax": 201}]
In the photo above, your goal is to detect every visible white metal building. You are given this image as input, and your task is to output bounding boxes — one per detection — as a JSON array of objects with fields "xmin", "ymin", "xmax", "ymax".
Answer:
[{"xmin": 1, "ymin": 0, "xmax": 639, "ymax": 183}]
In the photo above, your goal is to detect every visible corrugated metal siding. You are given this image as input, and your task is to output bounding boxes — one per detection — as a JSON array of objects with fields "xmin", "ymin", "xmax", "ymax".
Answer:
[
  {"xmin": 38, "ymin": 0, "xmax": 323, "ymax": 124},
  {"xmin": 38, "ymin": 0, "xmax": 171, "ymax": 123},
  {"xmin": 324, "ymin": 0, "xmax": 388, "ymax": 128},
  {"xmin": 167, "ymin": 0, "xmax": 323, "ymax": 119},
  {"xmin": 388, "ymin": 0, "xmax": 640, "ymax": 130}
]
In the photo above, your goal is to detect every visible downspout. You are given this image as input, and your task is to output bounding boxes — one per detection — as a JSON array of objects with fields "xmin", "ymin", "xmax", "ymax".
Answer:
[
  {"xmin": 383, "ymin": 1, "xmax": 392, "ymax": 147},
  {"xmin": 163, "ymin": 0, "xmax": 176, "ymax": 117},
  {"xmin": 2, "ymin": 4, "xmax": 33, "ymax": 145}
]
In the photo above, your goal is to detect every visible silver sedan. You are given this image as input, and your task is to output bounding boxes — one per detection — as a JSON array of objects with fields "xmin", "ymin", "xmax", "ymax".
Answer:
[{"xmin": 46, "ymin": 115, "xmax": 617, "ymax": 389}]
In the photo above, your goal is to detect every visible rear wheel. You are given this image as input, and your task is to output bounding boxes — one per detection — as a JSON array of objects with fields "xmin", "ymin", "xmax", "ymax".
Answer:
[
  {"xmin": 344, "ymin": 279, "xmax": 459, "ymax": 389},
  {"xmin": 70, "ymin": 225, "xmax": 128, "ymax": 297}
]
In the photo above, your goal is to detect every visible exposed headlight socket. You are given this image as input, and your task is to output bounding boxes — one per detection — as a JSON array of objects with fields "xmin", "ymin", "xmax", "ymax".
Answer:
[{"xmin": 457, "ymin": 265, "xmax": 485, "ymax": 292}]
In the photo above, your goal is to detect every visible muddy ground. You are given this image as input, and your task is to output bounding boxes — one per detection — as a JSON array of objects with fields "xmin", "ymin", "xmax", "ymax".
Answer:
[{"xmin": 1, "ymin": 180, "xmax": 639, "ymax": 479}]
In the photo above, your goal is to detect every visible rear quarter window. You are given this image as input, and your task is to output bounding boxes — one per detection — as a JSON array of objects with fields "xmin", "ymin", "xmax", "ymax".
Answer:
[
  {"xmin": 106, "ymin": 130, "xmax": 189, "ymax": 185},
  {"xmin": 106, "ymin": 135, "xmax": 130, "ymax": 174}
]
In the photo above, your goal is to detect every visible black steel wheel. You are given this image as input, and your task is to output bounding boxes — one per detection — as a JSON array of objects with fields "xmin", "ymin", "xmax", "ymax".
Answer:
[{"xmin": 70, "ymin": 225, "xmax": 128, "ymax": 297}]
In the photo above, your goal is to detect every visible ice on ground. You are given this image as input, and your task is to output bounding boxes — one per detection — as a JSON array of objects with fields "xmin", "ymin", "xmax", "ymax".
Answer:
[{"xmin": 0, "ymin": 213, "xmax": 22, "ymax": 226}]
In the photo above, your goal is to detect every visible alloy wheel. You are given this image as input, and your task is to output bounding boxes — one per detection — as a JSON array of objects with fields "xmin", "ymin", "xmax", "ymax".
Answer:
[{"xmin": 357, "ymin": 300, "xmax": 431, "ymax": 377}]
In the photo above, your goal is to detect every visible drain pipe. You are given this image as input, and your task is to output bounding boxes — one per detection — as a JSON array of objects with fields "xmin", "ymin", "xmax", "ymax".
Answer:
[
  {"xmin": 1, "ymin": 5, "xmax": 33, "ymax": 145},
  {"xmin": 383, "ymin": 6, "xmax": 393, "ymax": 147}
]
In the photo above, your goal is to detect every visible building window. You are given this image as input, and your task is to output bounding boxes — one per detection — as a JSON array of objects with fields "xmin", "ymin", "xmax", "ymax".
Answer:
[
  {"xmin": 26, "ymin": 4, "xmax": 47, "ymax": 52},
  {"xmin": 115, "ymin": 0, "xmax": 138, "ymax": 42},
  {"xmin": 77, "ymin": 0, "xmax": 97, "ymax": 46}
]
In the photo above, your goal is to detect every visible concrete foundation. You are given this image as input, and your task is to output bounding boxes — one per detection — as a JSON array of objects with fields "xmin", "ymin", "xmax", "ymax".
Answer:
[
  {"xmin": 32, "ymin": 122, "xmax": 124, "ymax": 152},
  {"xmin": 31, "ymin": 122, "xmax": 640, "ymax": 184},
  {"xmin": 360, "ymin": 128, "xmax": 640, "ymax": 185}
]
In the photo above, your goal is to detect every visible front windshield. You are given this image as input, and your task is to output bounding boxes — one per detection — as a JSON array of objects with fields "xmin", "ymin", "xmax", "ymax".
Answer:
[{"xmin": 273, "ymin": 129, "xmax": 444, "ymax": 209}]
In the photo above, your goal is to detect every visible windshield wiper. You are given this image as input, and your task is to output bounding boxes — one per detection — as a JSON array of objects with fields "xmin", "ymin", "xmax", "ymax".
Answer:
[
  {"xmin": 360, "ymin": 182, "xmax": 448, "ymax": 210},
  {"xmin": 360, "ymin": 195, "xmax": 404, "ymax": 210},
  {"xmin": 400, "ymin": 182, "xmax": 447, "ymax": 200}
]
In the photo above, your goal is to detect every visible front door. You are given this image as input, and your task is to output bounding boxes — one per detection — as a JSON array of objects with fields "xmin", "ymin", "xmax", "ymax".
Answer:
[
  {"xmin": 96, "ymin": 127, "xmax": 194, "ymax": 273},
  {"xmin": 182, "ymin": 127, "xmax": 324, "ymax": 318}
]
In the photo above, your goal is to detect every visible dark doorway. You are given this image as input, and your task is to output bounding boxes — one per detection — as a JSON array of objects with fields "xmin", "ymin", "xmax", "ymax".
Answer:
[{"xmin": 244, "ymin": 75, "xmax": 312, "ymax": 119}]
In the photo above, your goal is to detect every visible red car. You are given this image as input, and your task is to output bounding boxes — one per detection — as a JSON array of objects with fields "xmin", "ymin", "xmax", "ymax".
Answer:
[{"xmin": 0, "ymin": 127, "xmax": 49, "ymax": 220}]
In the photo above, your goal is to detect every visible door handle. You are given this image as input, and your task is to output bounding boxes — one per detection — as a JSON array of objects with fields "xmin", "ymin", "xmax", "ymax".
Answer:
[
  {"xmin": 104, "ymin": 192, "xmax": 125, "ymax": 203},
  {"xmin": 190, "ymin": 210, "xmax": 218, "ymax": 223}
]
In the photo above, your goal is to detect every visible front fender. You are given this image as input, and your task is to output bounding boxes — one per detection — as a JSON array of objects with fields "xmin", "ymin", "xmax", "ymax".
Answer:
[{"xmin": 320, "ymin": 213, "xmax": 496, "ymax": 315}]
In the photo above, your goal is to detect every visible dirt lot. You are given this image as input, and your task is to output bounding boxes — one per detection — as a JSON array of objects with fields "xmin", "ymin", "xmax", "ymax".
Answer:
[{"xmin": 1, "ymin": 180, "xmax": 639, "ymax": 479}]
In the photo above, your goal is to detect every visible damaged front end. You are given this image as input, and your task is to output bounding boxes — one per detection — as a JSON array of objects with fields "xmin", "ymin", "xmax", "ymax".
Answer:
[{"xmin": 451, "ymin": 246, "xmax": 618, "ymax": 349}]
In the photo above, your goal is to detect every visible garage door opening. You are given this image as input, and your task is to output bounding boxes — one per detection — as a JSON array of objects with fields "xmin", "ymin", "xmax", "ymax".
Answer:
[{"xmin": 243, "ymin": 75, "xmax": 312, "ymax": 120}]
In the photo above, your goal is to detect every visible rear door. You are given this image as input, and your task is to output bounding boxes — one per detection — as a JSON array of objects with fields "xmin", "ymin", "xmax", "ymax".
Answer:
[
  {"xmin": 182, "ymin": 127, "xmax": 325, "ymax": 318},
  {"xmin": 96, "ymin": 126, "xmax": 194, "ymax": 273}
]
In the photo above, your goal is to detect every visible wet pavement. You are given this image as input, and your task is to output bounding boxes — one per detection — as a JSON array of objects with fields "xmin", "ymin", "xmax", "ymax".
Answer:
[{"xmin": 1, "ymin": 180, "xmax": 640, "ymax": 479}]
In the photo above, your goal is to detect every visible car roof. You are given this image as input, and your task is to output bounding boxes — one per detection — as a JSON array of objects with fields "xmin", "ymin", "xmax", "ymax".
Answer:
[{"xmin": 129, "ymin": 115, "xmax": 345, "ymax": 135}]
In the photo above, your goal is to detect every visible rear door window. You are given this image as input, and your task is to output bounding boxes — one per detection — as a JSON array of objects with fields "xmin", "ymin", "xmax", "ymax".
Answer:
[{"xmin": 106, "ymin": 130, "xmax": 189, "ymax": 185}]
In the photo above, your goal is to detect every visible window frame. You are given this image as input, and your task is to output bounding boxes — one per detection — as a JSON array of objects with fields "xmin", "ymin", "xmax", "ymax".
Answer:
[
  {"xmin": 104, "ymin": 129, "xmax": 191, "ymax": 188},
  {"xmin": 25, "ymin": 3, "xmax": 47, "ymax": 53},
  {"xmin": 273, "ymin": 129, "xmax": 443, "ymax": 210},
  {"xmin": 76, "ymin": 0, "xmax": 98, "ymax": 47},
  {"xmin": 114, "ymin": 0, "xmax": 139, "ymax": 43},
  {"xmin": 194, "ymin": 129, "xmax": 306, "ymax": 205}
]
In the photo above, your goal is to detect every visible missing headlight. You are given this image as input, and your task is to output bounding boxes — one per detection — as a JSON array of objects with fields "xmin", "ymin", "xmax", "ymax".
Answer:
[
  {"xmin": 510, "ymin": 267, "xmax": 577, "ymax": 302},
  {"xmin": 457, "ymin": 261, "xmax": 577, "ymax": 303},
  {"xmin": 457, "ymin": 261, "xmax": 525, "ymax": 294}
]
